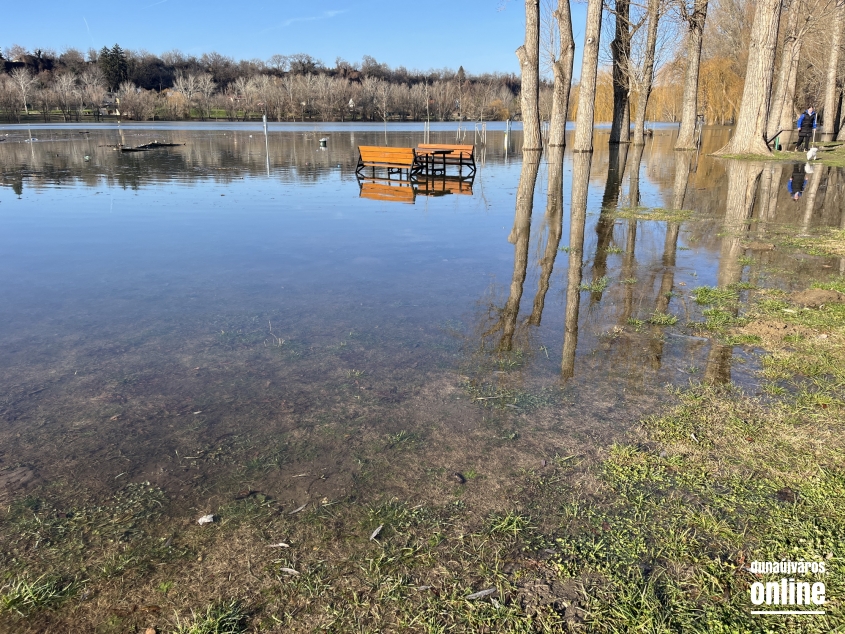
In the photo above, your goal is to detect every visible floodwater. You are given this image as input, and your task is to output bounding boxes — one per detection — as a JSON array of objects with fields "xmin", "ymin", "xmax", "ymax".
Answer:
[{"xmin": 0, "ymin": 123, "xmax": 842, "ymax": 546}]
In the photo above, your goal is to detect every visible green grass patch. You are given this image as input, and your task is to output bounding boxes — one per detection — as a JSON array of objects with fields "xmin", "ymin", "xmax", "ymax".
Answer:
[
  {"xmin": 647, "ymin": 312, "xmax": 678, "ymax": 326},
  {"xmin": 0, "ymin": 576, "xmax": 80, "ymax": 616},
  {"xmin": 613, "ymin": 206, "xmax": 694, "ymax": 222},
  {"xmin": 173, "ymin": 600, "xmax": 248, "ymax": 634},
  {"xmin": 580, "ymin": 276, "xmax": 610, "ymax": 293}
]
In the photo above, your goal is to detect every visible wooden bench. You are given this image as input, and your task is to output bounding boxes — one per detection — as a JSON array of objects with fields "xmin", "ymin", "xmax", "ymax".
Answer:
[
  {"xmin": 358, "ymin": 180, "xmax": 416, "ymax": 204},
  {"xmin": 356, "ymin": 146, "xmax": 419, "ymax": 179},
  {"xmin": 415, "ymin": 144, "xmax": 476, "ymax": 175}
]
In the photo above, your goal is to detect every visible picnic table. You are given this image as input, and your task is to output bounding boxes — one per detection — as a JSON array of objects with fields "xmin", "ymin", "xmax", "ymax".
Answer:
[{"xmin": 415, "ymin": 144, "xmax": 476, "ymax": 175}]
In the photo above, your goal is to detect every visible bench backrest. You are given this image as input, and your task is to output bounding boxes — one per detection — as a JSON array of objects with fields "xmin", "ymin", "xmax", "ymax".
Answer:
[
  {"xmin": 358, "ymin": 146, "xmax": 416, "ymax": 166},
  {"xmin": 417, "ymin": 144, "xmax": 475, "ymax": 157},
  {"xmin": 360, "ymin": 181, "xmax": 415, "ymax": 203}
]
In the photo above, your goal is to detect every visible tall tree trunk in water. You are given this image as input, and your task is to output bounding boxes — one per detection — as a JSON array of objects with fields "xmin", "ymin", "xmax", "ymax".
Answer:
[
  {"xmin": 609, "ymin": 0, "xmax": 632, "ymax": 144},
  {"xmin": 562, "ymin": 152, "xmax": 592, "ymax": 378},
  {"xmin": 517, "ymin": 0, "xmax": 543, "ymax": 152},
  {"xmin": 822, "ymin": 1, "xmax": 844, "ymax": 140},
  {"xmin": 528, "ymin": 144, "xmax": 565, "ymax": 325},
  {"xmin": 548, "ymin": 0, "xmax": 575, "ymax": 148},
  {"xmin": 767, "ymin": 1, "xmax": 803, "ymax": 144},
  {"xmin": 675, "ymin": 0, "xmax": 708, "ymax": 150},
  {"xmin": 633, "ymin": 0, "xmax": 661, "ymax": 145},
  {"xmin": 715, "ymin": 0, "xmax": 782, "ymax": 155},
  {"xmin": 705, "ymin": 160, "xmax": 764, "ymax": 383},
  {"xmin": 573, "ymin": 0, "xmax": 603, "ymax": 152}
]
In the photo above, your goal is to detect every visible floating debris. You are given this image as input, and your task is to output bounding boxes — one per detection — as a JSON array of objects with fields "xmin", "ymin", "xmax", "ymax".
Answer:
[
  {"xmin": 370, "ymin": 524, "xmax": 383, "ymax": 541},
  {"xmin": 289, "ymin": 503, "xmax": 307, "ymax": 515},
  {"xmin": 119, "ymin": 141, "xmax": 184, "ymax": 152},
  {"xmin": 279, "ymin": 567, "xmax": 300, "ymax": 576},
  {"xmin": 466, "ymin": 587, "xmax": 497, "ymax": 600},
  {"xmin": 197, "ymin": 514, "xmax": 215, "ymax": 525}
]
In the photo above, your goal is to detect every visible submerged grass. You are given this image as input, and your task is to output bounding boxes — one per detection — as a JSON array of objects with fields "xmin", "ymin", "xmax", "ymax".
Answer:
[
  {"xmin": 612, "ymin": 206, "xmax": 694, "ymax": 222},
  {"xmin": 1, "ymin": 286, "xmax": 843, "ymax": 630}
]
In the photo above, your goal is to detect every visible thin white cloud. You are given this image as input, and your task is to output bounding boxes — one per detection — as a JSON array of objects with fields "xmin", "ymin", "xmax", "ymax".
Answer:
[
  {"xmin": 260, "ymin": 9, "xmax": 347, "ymax": 34},
  {"xmin": 142, "ymin": 0, "xmax": 169, "ymax": 8}
]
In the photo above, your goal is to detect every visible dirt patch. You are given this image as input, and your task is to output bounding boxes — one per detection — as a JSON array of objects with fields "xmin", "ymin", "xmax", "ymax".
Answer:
[
  {"xmin": 736, "ymin": 320, "xmax": 811, "ymax": 343},
  {"xmin": 790, "ymin": 289, "xmax": 845, "ymax": 308},
  {"xmin": 0, "ymin": 465, "xmax": 39, "ymax": 504}
]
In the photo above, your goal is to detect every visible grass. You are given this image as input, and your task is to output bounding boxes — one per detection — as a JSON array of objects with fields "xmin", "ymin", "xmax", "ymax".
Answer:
[
  {"xmin": 0, "ymin": 576, "xmax": 79, "ymax": 616},
  {"xmin": 173, "ymin": 600, "xmax": 248, "ymax": 634},
  {"xmin": 580, "ymin": 276, "xmax": 610, "ymax": 293},
  {"xmin": 647, "ymin": 312, "xmax": 678, "ymax": 326},
  {"xmin": 612, "ymin": 206, "xmax": 694, "ymax": 222}
]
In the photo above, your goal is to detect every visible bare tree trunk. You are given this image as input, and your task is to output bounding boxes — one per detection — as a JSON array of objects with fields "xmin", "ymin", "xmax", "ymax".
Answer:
[
  {"xmin": 633, "ymin": 0, "xmax": 660, "ymax": 145},
  {"xmin": 822, "ymin": 1, "xmax": 845, "ymax": 140},
  {"xmin": 839, "ymin": 92, "xmax": 845, "ymax": 140},
  {"xmin": 767, "ymin": 1, "xmax": 803, "ymax": 144},
  {"xmin": 573, "ymin": 0, "xmax": 603, "ymax": 152},
  {"xmin": 517, "ymin": 0, "xmax": 543, "ymax": 152},
  {"xmin": 562, "ymin": 152, "xmax": 592, "ymax": 378},
  {"xmin": 675, "ymin": 0, "xmax": 709, "ymax": 149},
  {"xmin": 715, "ymin": 0, "xmax": 782, "ymax": 155},
  {"xmin": 528, "ymin": 144, "xmax": 565, "ymax": 324},
  {"xmin": 609, "ymin": 0, "xmax": 632, "ymax": 144},
  {"xmin": 548, "ymin": 0, "xmax": 575, "ymax": 148}
]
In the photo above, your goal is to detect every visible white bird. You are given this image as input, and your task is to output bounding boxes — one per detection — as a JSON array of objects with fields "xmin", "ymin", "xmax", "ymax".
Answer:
[{"xmin": 807, "ymin": 147, "xmax": 818, "ymax": 161}]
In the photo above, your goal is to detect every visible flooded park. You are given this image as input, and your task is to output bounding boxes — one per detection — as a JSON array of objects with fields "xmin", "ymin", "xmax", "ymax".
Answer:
[{"xmin": 1, "ymin": 123, "xmax": 843, "ymax": 632}]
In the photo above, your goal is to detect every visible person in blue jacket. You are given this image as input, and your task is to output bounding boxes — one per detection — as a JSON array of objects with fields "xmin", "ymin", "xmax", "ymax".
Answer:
[
  {"xmin": 787, "ymin": 163, "xmax": 808, "ymax": 201},
  {"xmin": 794, "ymin": 107, "xmax": 816, "ymax": 151}
]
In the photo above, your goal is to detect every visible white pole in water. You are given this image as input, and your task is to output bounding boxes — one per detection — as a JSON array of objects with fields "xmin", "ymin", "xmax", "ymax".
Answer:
[{"xmin": 263, "ymin": 114, "xmax": 270, "ymax": 176}]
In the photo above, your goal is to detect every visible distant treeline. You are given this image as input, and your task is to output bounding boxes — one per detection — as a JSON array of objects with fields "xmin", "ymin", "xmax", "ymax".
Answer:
[{"xmin": 0, "ymin": 46, "xmax": 523, "ymax": 123}]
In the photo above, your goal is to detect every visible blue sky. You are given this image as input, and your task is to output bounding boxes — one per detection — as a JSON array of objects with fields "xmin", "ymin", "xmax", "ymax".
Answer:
[{"xmin": 2, "ymin": 1, "xmax": 589, "ymax": 76}]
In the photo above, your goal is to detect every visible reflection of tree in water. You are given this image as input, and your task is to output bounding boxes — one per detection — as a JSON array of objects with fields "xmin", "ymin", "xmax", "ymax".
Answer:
[
  {"xmin": 561, "ymin": 152, "xmax": 592, "ymax": 379},
  {"xmin": 484, "ymin": 154, "xmax": 542, "ymax": 350},
  {"xmin": 801, "ymin": 164, "xmax": 829, "ymax": 234},
  {"xmin": 618, "ymin": 144, "xmax": 643, "ymax": 324},
  {"xmin": 646, "ymin": 149, "xmax": 690, "ymax": 369},
  {"xmin": 527, "ymin": 145, "xmax": 565, "ymax": 326},
  {"xmin": 704, "ymin": 160, "xmax": 764, "ymax": 384},
  {"xmin": 590, "ymin": 144, "xmax": 629, "ymax": 304}
]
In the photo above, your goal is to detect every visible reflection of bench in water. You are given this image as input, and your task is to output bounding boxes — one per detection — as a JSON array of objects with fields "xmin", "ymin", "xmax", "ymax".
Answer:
[
  {"xmin": 416, "ymin": 175, "xmax": 474, "ymax": 197},
  {"xmin": 356, "ymin": 146, "xmax": 419, "ymax": 179},
  {"xmin": 358, "ymin": 178, "xmax": 416, "ymax": 204},
  {"xmin": 415, "ymin": 144, "xmax": 476, "ymax": 175}
]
